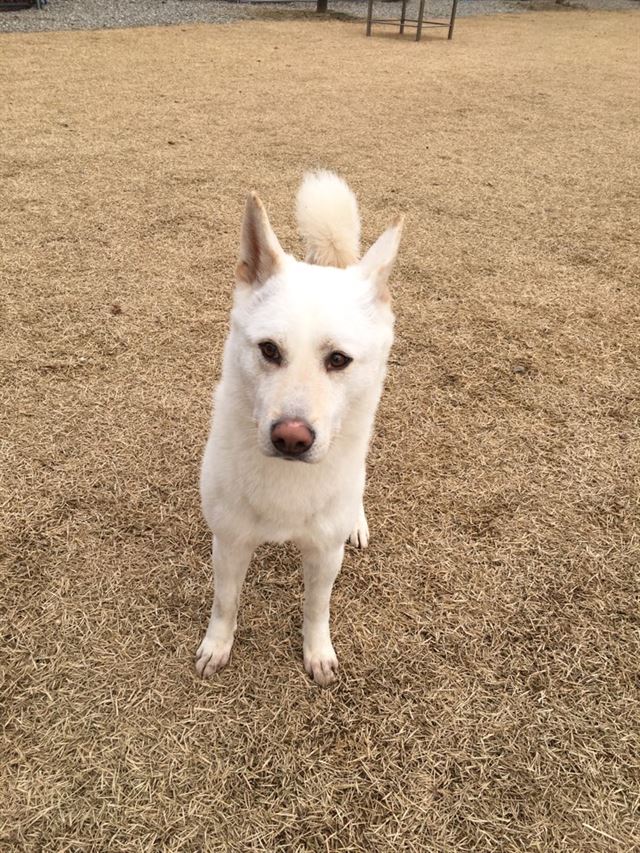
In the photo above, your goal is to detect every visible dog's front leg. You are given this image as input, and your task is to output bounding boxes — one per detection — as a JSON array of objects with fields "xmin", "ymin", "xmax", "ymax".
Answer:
[
  {"xmin": 195, "ymin": 535, "xmax": 254, "ymax": 678},
  {"xmin": 348, "ymin": 498, "xmax": 369, "ymax": 549},
  {"xmin": 299, "ymin": 540, "xmax": 344, "ymax": 687}
]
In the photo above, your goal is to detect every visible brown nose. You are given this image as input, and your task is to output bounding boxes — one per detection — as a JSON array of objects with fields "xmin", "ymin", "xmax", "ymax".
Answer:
[{"xmin": 271, "ymin": 419, "xmax": 315, "ymax": 457}]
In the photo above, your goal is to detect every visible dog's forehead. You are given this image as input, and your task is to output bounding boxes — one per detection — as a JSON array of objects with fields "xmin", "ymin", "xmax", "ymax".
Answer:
[{"xmin": 244, "ymin": 262, "xmax": 375, "ymax": 347}]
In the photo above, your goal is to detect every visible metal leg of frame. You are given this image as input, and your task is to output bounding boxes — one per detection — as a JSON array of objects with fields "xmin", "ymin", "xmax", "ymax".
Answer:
[
  {"xmin": 399, "ymin": 0, "xmax": 408, "ymax": 35},
  {"xmin": 448, "ymin": 0, "xmax": 458, "ymax": 39},
  {"xmin": 416, "ymin": 0, "xmax": 426, "ymax": 41},
  {"xmin": 366, "ymin": 0, "xmax": 374, "ymax": 36}
]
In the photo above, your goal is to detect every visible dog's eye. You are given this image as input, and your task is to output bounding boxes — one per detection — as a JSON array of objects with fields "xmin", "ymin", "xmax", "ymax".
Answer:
[
  {"xmin": 326, "ymin": 351, "xmax": 352, "ymax": 371},
  {"xmin": 259, "ymin": 341, "xmax": 282, "ymax": 365}
]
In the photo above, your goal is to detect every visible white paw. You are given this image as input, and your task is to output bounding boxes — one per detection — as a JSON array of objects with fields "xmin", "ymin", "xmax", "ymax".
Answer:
[
  {"xmin": 304, "ymin": 642, "xmax": 339, "ymax": 687},
  {"xmin": 348, "ymin": 508, "xmax": 369, "ymax": 549},
  {"xmin": 195, "ymin": 634, "xmax": 233, "ymax": 678}
]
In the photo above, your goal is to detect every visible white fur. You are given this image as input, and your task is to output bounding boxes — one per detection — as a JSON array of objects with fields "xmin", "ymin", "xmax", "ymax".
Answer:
[
  {"xmin": 196, "ymin": 173, "xmax": 402, "ymax": 686},
  {"xmin": 296, "ymin": 171, "xmax": 360, "ymax": 267}
]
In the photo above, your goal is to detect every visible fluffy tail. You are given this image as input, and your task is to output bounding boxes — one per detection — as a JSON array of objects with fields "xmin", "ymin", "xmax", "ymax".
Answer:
[{"xmin": 296, "ymin": 171, "xmax": 360, "ymax": 268}]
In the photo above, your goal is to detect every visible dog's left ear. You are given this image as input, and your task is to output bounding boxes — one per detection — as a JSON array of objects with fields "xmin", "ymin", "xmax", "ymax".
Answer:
[
  {"xmin": 236, "ymin": 192, "xmax": 286, "ymax": 286},
  {"xmin": 358, "ymin": 215, "xmax": 404, "ymax": 303}
]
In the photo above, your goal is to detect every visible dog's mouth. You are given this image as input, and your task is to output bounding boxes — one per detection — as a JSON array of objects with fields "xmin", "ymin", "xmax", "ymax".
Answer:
[{"xmin": 267, "ymin": 448, "xmax": 314, "ymax": 463}]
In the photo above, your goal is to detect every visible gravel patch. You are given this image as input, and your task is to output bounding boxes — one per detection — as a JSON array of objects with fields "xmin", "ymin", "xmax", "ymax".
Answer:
[
  {"xmin": 0, "ymin": 0, "xmax": 637, "ymax": 33},
  {"xmin": 0, "ymin": 0, "xmax": 255, "ymax": 32}
]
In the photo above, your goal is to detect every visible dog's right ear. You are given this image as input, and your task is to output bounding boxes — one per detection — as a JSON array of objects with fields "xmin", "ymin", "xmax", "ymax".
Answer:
[{"xmin": 236, "ymin": 192, "xmax": 285, "ymax": 287}]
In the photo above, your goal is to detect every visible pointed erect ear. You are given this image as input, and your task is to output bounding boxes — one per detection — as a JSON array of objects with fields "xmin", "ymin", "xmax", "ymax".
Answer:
[
  {"xmin": 358, "ymin": 215, "xmax": 404, "ymax": 303},
  {"xmin": 236, "ymin": 192, "xmax": 286, "ymax": 286}
]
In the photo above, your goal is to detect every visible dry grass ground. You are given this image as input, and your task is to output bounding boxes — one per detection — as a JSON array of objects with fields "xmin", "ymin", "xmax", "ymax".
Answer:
[{"xmin": 1, "ymin": 11, "xmax": 639, "ymax": 851}]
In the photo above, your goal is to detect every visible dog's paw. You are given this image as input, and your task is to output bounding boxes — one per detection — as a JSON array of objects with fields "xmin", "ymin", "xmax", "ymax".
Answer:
[
  {"xmin": 304, "ymin": 643, "xmax": 339, "ymax": 687},
  {"xmin": 195, "ymin": 635, "xmax": 233, "ymax": 678},
  {"xmin": 348, "ymin": 508, "xmax": 369, "ymax": 549}
]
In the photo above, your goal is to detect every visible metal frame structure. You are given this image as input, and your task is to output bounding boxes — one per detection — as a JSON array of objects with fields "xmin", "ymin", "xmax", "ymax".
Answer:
[{"xmin": 366, "ymin": 0, "xmax": 459, "ymax": 42}]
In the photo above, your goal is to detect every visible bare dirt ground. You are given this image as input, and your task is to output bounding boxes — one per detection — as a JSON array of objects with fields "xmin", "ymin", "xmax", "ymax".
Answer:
[{"xmin": 1, "ymin": 11, "xmax": 639, "ymax": 852}]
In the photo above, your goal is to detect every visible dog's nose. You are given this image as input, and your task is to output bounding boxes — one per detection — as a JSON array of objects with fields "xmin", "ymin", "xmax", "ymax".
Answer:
[{"xmin": 271, "ymin": 419, "xmax": 315, "ymax": 457}]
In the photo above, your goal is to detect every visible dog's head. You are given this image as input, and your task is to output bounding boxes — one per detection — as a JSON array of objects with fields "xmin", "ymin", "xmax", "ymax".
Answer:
[{"xmin": 229, "ymin": 193, "xmax": 402, "ymax": 464}]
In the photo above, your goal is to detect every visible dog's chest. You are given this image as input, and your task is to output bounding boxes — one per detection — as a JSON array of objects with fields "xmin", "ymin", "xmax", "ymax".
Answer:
[{"xmin": 244, "ymin": 464, "xmax": 352, "ymax": 545}]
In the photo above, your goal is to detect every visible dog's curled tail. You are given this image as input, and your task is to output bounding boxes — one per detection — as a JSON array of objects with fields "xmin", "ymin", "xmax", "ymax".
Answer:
[{"xmin": 296, "ymin": 171, "xmax": 360, "ymax": 268}]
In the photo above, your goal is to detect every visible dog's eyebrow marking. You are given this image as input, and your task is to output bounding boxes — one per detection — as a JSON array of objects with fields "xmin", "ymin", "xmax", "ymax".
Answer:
[
  {"xmin": 320, "ymin": 338, "xmax": 358, "ymax": 359},
  {"xmin": 320, "ymin": 339, "xmax": 351, "ymax": 353},
  {"xmin": 249, "ymin": 332, "xmax": 286, "ymax": 349}
]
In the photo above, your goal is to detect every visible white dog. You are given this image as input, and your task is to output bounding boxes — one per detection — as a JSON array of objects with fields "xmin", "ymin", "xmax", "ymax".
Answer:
[{"xmin": 196, "ymin": 172, "xmax": 402, "ymax": 686}]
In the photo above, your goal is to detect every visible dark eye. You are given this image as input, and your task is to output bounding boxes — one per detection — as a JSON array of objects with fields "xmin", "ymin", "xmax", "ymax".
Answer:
[
  {"xmin": 259, "ymin": 341, "xmax": 282, "ymax": 365},
  {"xmin": 326, "ymin": 351, "xmax": 352, "ymax": 371}
]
